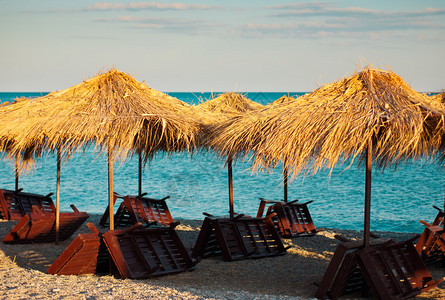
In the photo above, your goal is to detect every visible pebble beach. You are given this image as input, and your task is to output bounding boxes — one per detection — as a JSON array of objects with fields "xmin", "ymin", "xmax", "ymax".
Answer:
[{"xmin": 0, "ymin": 215, "xmax": 445, "ymax": 299}]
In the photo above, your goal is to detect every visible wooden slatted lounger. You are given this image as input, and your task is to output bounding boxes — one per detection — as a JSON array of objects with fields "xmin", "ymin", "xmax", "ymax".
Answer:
[
  {"xmin": 315, "ymin": 235, "xmax": 441, "ymax": 300},
  {"xmin": 416, "ymin": 206, "xmax": 445, "ymax": 265},
  {"xmin": 192, "ymin": 213, "xmax": 287, "ymax": 261},
  {"xmin": 123, "ymin": 194, "xmax": 174, "ymax": 226},
  {"xmin": 3, "ymin": 205, "xmax": 89, "ymax": 244},
  {"xmin": 0, "ymin": 188, "xmax": 55, "ymax": 220},
  {"xmin": 257, "ymin": 198, "xmax": 319, "ymax": 238},
  {"xmin": 99, "ymin": 192, "xmax": 133, "ymax": 227},
  {"xmin": 102, "ymin": 222, "xmax": 197, "ymax": 279},
  {"xmin": 47, "ymin": 222, "xmax": 101, "ymax": 275},
  {"xmin": 99, "ymin": 193, "xmax": 175, "ymax": 227}
]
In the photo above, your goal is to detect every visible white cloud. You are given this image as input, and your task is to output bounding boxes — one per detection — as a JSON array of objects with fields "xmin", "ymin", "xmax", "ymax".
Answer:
[
  {"xmin": 86, "ymin": 2, "xmax": 221, "ymax": 11},
  {"xmin": 235, "ymin": 3, "xmax": 445, "ymax": 40},
  {"xmin": 94, "ymin": 15, "xmax": 218, "ymax": 34},
  {"xmin": 267, "ymin": 3, "xmax": 445, "ymax": 19},
  {"xmin": 265, "ymin": 2, "xmax": 332, "ymax": 10},
  {"xmin": 235, "ymin": 17, "xmax": 445, "ymax": 41}
]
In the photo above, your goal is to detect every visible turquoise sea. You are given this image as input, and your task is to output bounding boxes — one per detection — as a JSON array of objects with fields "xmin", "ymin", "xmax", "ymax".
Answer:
[{"xmin": 0, "ymin": 92, "xmax": 443, "ymax": 234}]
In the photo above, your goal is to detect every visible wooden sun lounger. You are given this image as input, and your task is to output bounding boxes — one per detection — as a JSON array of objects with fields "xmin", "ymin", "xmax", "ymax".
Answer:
[
  {"xmin": 0, "ymin": 188, "xmax": 55, "ymax": 220},
  {"xmin": 416, "ymin": 206, "xmax": 445, "ymax": 265},
  {"xmin": 192, "ymin": 213, "xmax": 287, "ymax": 261},
  {"xmin": 102, "ymin": 222, "xmax": 197, "ymax": 279},
  {"xmin": 100, "ymin": 193, "xmax": 175, "ymax": 227},
  {"xmin": 99, "ymin": 193, "xmax": 133, "ymax": 227},
  {"xmin": 315, "ymin": 235, "xmax": 441, "ymax": 300},
  {"xmin": 123, "ymin": 194, "xmax": 174, "ymax": 226},
  {"xmin": 257, "ymin": 198, "xmax": 319, "ymax": 237},
  {"xmin": 3, "ymin": 205, "xmax": 89, "ymax": 244},
  {"xmin": 47, "ymin": 223, "xmax": 101, "ymax": 275}
]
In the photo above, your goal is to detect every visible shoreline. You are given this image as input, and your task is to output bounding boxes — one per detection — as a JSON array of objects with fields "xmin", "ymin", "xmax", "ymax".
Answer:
[{"xmin": 0, "ymin": 214, "xmax": 444, "ymax": 299}]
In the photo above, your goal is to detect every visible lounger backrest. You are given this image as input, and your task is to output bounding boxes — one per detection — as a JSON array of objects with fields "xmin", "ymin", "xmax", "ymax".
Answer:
[
  {"xmin": 0, "ymin": 189, "xmax": 55, "ymax": 220},
  {"xmin": 47, "ymin": 222, "xmax": 101, "ymax": 275},
  {"xmin": 3, "ymin": 205, "xmax": 89, "ymax": 244},
  {"xmin": 103, "ymin": 226, "xmax": 195, "ymax": 279},
  {"xmin": 124, "ymin": 195, "xmax": 174, "ymax": 226}
]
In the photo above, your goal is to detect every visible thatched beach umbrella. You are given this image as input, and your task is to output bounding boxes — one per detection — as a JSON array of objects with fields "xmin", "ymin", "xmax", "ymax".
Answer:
[
  {"xmin": 198, "ymin": 92, "xmax": 263, "ymax": 217},
  {"xmin": 431, "ymin": 91, "xmax": 445, "ymax": 103},
  {"xmin": 266, "ymin": 94, "xmax": 312, "ymax": 201},
  {"xmin": 267, "ymin": 95, "xmax": 296, "ymax": 107},
  {"xmin": 208, "ymin": 94, "xmax": 306, "ymax": 203},
  {"xmin": 0, "ymin": 69, "xmax": 202, "ymax": 236},
  {"xmin": 211, "ymin": 66, "xmax": 445, "ymax": 246}
]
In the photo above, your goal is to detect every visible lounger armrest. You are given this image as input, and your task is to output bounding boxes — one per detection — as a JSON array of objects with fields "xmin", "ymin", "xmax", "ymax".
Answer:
[
  {"xmin": 433, "ymin": 205, "xmax": 444, "ymax": 213},
  {"xmin": 257, "ymin": 198, "xmax": 279, "ymax": 218},
  {"xmin": 258, "ymin": 198, "xmax": 280, "ymax": 204},
  {"xmin": 203, "ymin": 212, "xmax": 213, "ymax": 217},
  {"xmin": 86, "ymin": 222, "xmax": 100, "ymax": 235},
  {"xmin": 160, "ymin": 196, "xmax": 170, "ymax": 201},
  {"xmin": 288, "ymin": 199, "xmax": 299, "ymax": 204},
  {"xmin": 264, "ymin": 212, "xmax": 277, "ymax": 220},
  {"xmin": 136, "ymin": 192, "xmax": 148, "ymax": 199},
  {"xmin": 301, "ymin": 200, "xmax": 314, "ymax": 205},
  {"xmin": 420, "ymin": 220, "xmax": 432, "ymax": 227},
  {"xmin": 232, "ymin": 213, "xmax": 245, "ymax": 220},
  {"xmin": 113, "ymin": 192, "xmax": 124, "ymax": 199},
  {"xmin": 13, "ymin": 188, "xmax": 24, "ymax": 194},
  {"xmin": 70, "ymin": 204, "xmax": 79, "ymax": 212},
  {"xmin": 126, "ymin": 222, "xmax": 144, "ymax": 233},
  {"xmin": 420, "ymin": 220, "xmax": 444, "ymax": 233},
  {"xmin": 44, "ymin": 192, "xmax": 54, "ymax": 198}
]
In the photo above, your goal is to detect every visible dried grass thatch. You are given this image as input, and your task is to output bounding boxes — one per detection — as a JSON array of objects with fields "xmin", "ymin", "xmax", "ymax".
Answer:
[
  {"xmin": 196, "ymin": 92, "xmax": 264, "ymax": 151},
  {"xmin": 210, "ymin": 66, "xmax": 445, "ymax": 178},
  {"xmin": 0, "ymin": 69, "xmax": 203, "ymax": 169},
  {"xmin": 431, "ymin": 91, "xmax": 445, "ymax": 103},
  {"xmin": 267, "ymin": 95, "xmax": 297, "ymax": 106},
  {"xmin": 198, "ymin": 92, "xmax": 263, "ymax": 118}
]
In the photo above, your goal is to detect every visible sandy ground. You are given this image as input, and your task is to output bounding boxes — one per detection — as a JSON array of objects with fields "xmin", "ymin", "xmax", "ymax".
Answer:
[{"xmin": 0, "ymin": 214, "xmax": 444, "ymax": 300}]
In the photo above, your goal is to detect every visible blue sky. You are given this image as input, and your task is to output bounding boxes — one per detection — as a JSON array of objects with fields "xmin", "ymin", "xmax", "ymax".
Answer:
[{"xmin": 0, "ymin": 0, "xmax": 444, "ymax": 92}]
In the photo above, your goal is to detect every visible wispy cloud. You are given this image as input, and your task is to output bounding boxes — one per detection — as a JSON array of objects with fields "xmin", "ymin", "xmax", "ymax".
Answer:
[
  {"xmin": 86, "ymin": 2, "xmax": 221, "ymax": 11},
  {"xmin": 94, "ymin": 15, "xmax": 218, "ymax": 34},
  {"xmin": 267, "ymin": 2, "xmax": 445, "ymax": 18},
  {"xmin": 235, "ymin": 20, "xmax": 445, "ymax": 40},
  {"xmin": 235, "ymin": 3, "xmax": 445, "ymax": 40}
]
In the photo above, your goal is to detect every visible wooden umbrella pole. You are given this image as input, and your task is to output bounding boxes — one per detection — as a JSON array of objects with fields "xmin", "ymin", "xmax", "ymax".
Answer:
[
  {"xmin": 15, "ymin": 154, "xmax": 19, "ymax": 191},
  {"xmin": 108, "ymin": 146, "xmax": 114, "ymax": 231},
  {"xmin": 55, "ymin": 147, "xmax": 61, "ymax": 244},
  {"xmin": 228, "ymin": 156, "xmax": 234, "ymax": 218},
  {"xmin": 138, "ymin": 152, "xmax": 142, "ymax": 198},
  {"xmin": 364, "ymin": 140, "xmax": 372, "ymax": 248},
  {"xmin": 283, "ymin": 166, "xmax": 288, "ymax": 203}
]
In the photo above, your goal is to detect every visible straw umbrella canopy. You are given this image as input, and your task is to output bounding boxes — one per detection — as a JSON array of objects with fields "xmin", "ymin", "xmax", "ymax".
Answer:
[
  {"xmin": 265, "ymin": 94, "xmax": 312, "ymax": 200},
  {"xmin": 0, "ymin": 68, "xmax": 202, "ymax": 234},
  {"xmin": 207, "ymin": 93, "xmax": 310, "ymax": 202},
  {"xmin": 198, "ymin": 92, "xmax": 263, "ymax": 114},
  {"xmin": 210, "ymin": 66, "xmax": 445, "ymax": 246},
  {"xmin": 267, "ymin": 95, "xmax": 298, "ymax": 107},
  {"xmin": 431, "ymin": 91, "xmax": 445, "ymax": 103},
  {"xmin": 197, "ymin": 92, "xmax": 263, "ymax": 217}
]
